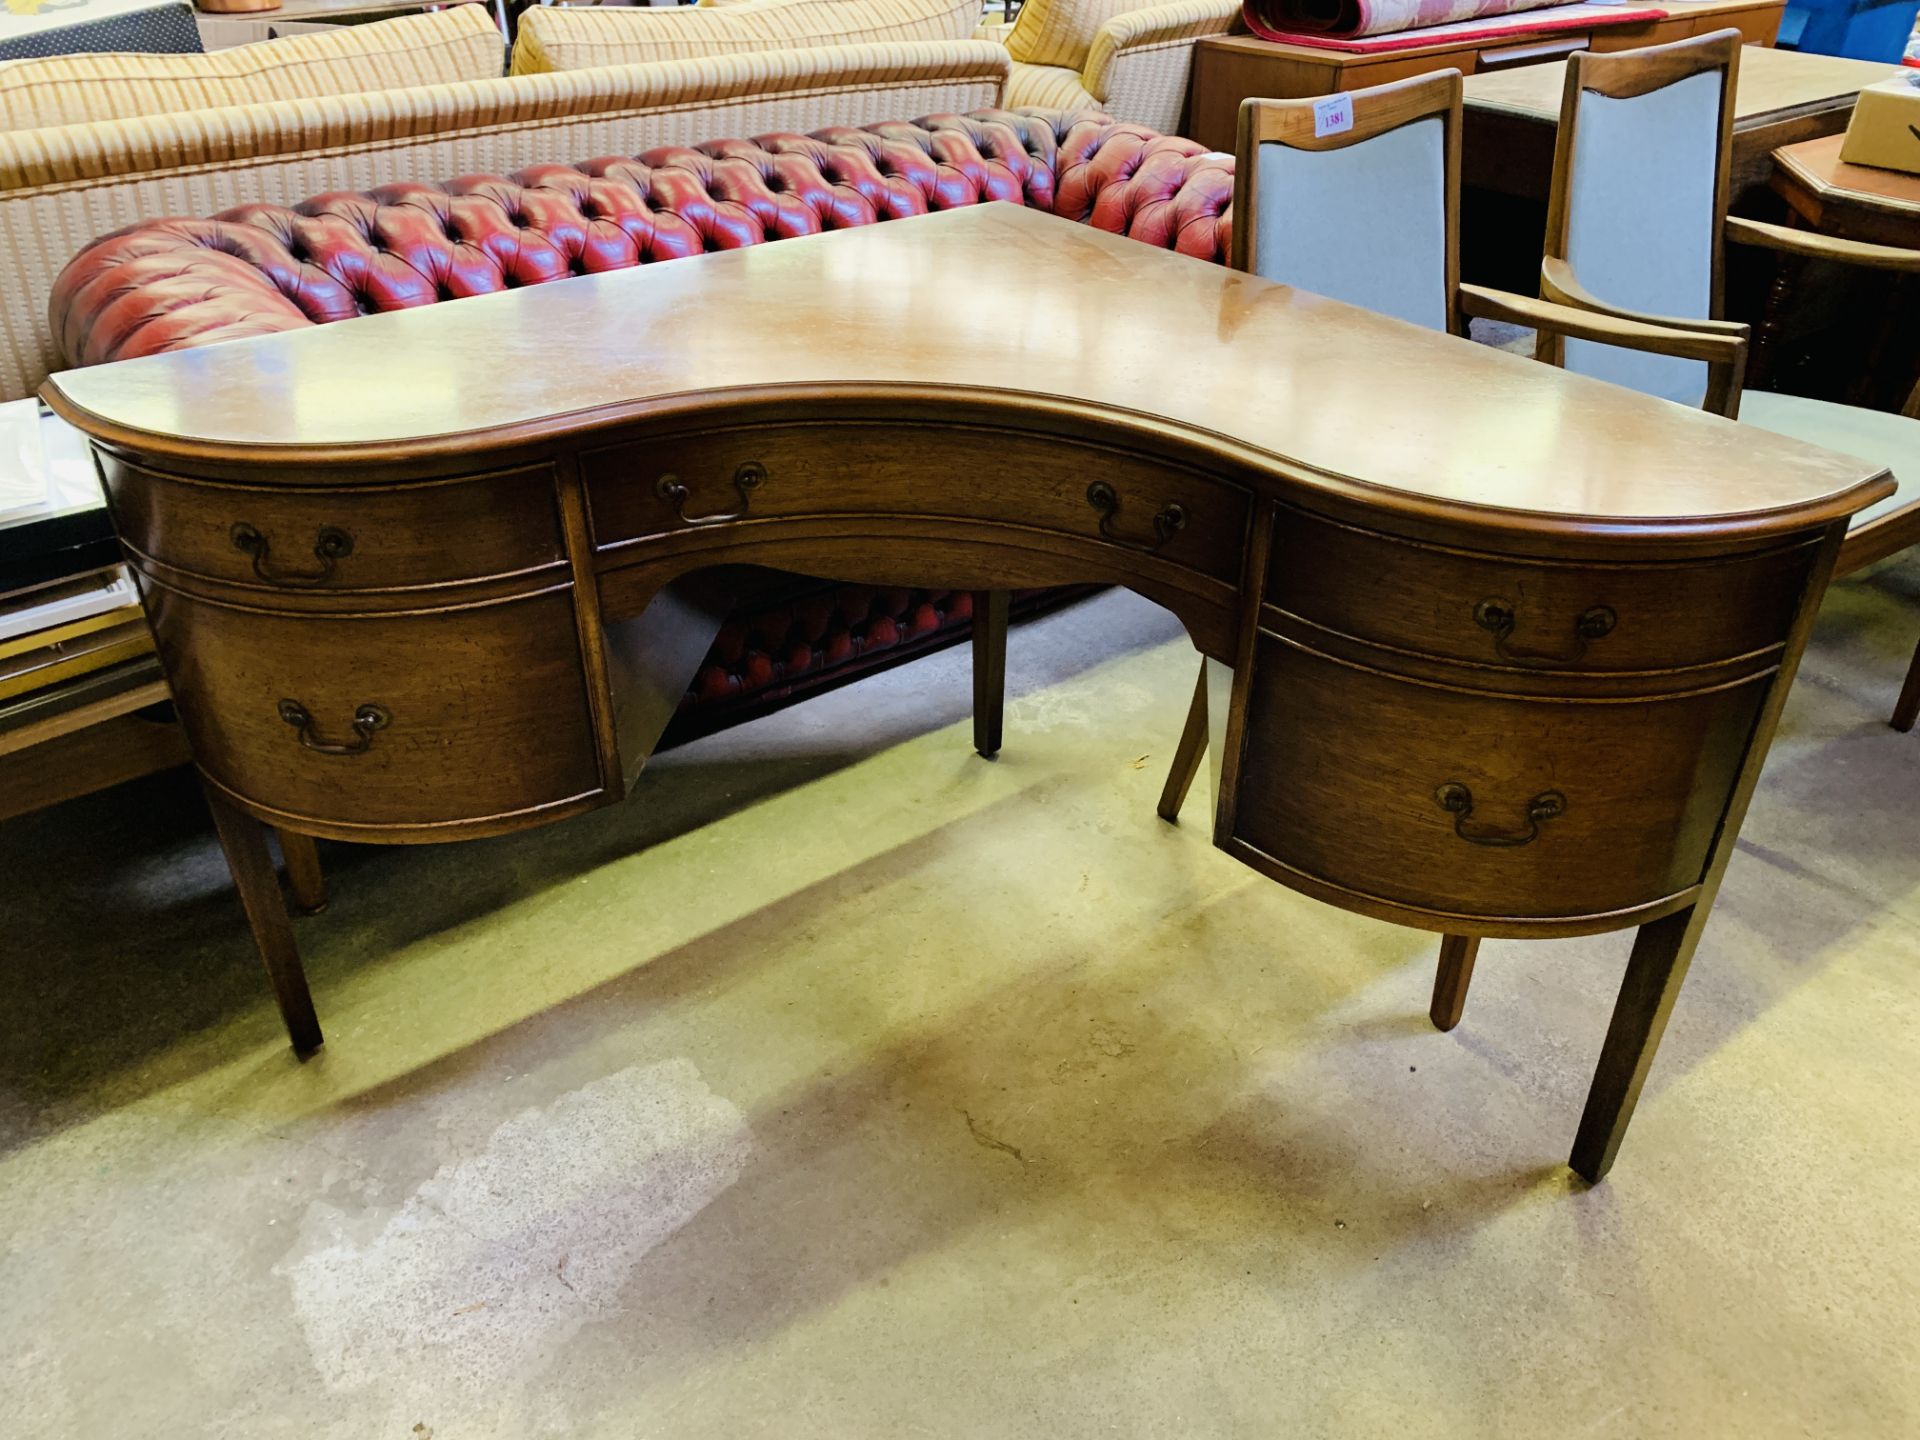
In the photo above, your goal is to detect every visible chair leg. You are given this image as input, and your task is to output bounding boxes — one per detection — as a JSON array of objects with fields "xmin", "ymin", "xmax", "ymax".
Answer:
[
  {"xmin": 1428, "ymin": 934, "xmax": 1480, "ymax": 1032},
  {"xmin": 1157, "ymin": 662, "xmax": 1209, "ymax": 823},
  {"xmin": 205, "ymin": 786, "xmax": 323, "ymax": 1057},
  {"xmin": 971, "ymin": 589, "xmax": 1009, "ymax": 759},
  {"xmin": 277, "ymin": 829, "xmax": 327, "ymax": 914},
  {"xmin": 1893, "ymin": 634, "xmax": 1920, "ymax": 734}
]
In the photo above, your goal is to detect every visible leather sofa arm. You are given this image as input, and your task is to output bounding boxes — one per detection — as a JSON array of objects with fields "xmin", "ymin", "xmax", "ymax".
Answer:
[
  {"xmin": 1083, "ymin": 0, "xmax": 1240, "ymax": 132},
  {"xmin": 1047, "ymin": 111, "xmax": 1233, "ymax": 260}
]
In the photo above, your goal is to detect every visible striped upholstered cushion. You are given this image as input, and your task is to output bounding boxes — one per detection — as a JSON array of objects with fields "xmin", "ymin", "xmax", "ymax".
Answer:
[
  {"xmin": 0, "ymin": 6, "xmax": 504, "ymax": 132},
  {"xmin": 512, "ymin": 0, "xmax": 978, "ymax": 75},
  {"xmin": 1004, "ymin": 0, "xmax": 1164, "ymax": 71}
]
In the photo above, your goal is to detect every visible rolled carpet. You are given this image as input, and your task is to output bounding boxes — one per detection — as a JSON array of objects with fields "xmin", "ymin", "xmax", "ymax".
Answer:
[{"xmin": 1243, "ymin": 0, "xmax": 1582, "ymax": 40}]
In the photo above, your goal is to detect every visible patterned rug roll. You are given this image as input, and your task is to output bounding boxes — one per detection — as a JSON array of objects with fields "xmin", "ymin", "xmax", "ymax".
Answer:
[{"xmin": 1243, "ymin": 0, "xmax": 1582, "ymax": 40}]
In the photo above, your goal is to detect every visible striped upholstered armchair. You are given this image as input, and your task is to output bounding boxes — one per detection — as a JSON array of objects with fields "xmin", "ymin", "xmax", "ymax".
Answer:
[{"xmin": 979, "ymin": 0, "xmax": 1239, "ymax": 134}]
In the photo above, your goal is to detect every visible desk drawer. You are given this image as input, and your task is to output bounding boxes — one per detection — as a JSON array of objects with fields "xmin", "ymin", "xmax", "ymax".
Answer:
[
  {"xmin": 1231, "ymin": 636, "xmax": 1764, "ymax": 920},
  {"xmin": 1267, "ymin": 507, "xmax": 1814, "ymax": 675},
  {"xmin": 584, "ymin": 423, "xmax": 1250, "ymax": 584},
  {"xmin": 106, "ymin": 461, "xmax": 566, "ymax": 595},
  {"xmin": 143, "ymin": 583, "xmax": 600, "ymax": 829}
]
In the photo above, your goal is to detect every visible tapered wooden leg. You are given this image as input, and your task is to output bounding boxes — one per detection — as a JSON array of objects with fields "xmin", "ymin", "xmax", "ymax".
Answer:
[
  {"xmin": 205, "ymin": 786, "xmax": 323, "ymax": 1057},
  {"xmin": 1157, "ymin": 662, "xmax": 1209, "ymax": 822},
  {"xmin": 971, "ymin": 589, "xmax": 1009, "ymax": 759},
  {"xmin": 1570, "ymin": 906, "xmax": 1701, "ymax": 1183},
  {"xmin": 1892, "ymin": 635, "xmax": 1920, "ymax": 734},
  {"xmin": 277, "ymin": 828, "xmax": 327, "ymax": 914},
  {"xmin": 1428, "ymin": 934, "xmax": 1480, "ymax": 1032}
]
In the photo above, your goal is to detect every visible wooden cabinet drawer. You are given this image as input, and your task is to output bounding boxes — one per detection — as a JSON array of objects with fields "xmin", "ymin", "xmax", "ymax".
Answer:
[
  {"xmin": 105, "ymin": 461, "xmax": 566, "ymax": 594},
  {"xmin": 143, "ymin": 584, "xmax": 600, "ymax": 829},
  {"xmin": 584, "ymin": 423, "xmax": 1250, "ymax": 584},
  {"xmin": 1231, "ymin": 636, "xmax": 1765, "ymax": 921},
  {"xmin": 1267, "ymin": 507, "xmax": 1815, "ymax": 674}
]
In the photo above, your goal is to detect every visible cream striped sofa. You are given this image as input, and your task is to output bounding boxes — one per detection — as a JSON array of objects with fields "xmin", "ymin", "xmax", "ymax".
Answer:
[
  {"xmin": 513, "ymin": 0, "xmax": 1238, "ymax": 133},
  {"xmin": 0, "ymin": 7, "xmax": 1011, "ymax": 402}
]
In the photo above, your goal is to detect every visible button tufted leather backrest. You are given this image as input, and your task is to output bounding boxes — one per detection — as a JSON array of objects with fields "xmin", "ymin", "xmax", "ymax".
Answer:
[{"xmin": 51, "ymin": 109, "xmax": 1233, "ymax": 370}]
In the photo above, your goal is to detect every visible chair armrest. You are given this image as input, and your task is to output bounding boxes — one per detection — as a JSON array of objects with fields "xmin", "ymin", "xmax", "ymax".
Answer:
[
  {"xmin": 1083, "ymin": 0, "xmax": 1240, "ymax": 125},
  {"xmin": 1461, "ymin": 284, "xmax": 1749, "ymax": 361},
  {"xmin": 1724, "ymin": 216, "xmax": 1920, "ymax": 274},
  {"xmin": 1540, "ymin": 256, "xmax": 1748, "ymax": 339},
  {"xmin": 1459, "ymin": 283, "xmax": 1749, "ymax": 417}
]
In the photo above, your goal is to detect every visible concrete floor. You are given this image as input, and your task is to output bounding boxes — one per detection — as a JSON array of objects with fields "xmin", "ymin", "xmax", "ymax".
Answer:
[{"xmin": 2, "ymin": 570, "xmax": 1917, "ymax": 1438}]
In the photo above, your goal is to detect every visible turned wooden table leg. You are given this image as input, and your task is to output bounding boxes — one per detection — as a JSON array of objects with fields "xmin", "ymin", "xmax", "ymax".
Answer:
[
  {"xmin": 1428, "ymin": 934, "xmax": 1480, "ymax": 1032},
  {"xmin": 1748, "ymin": 238, "xmax": 1803, "ymax": 395},
  {"xmin": 204, "ymin": 786, "xmax": 323, "ymax": 1057},
  {"xmin": 971, "ymin": 589, "xmax": 1009, "ymax": 759},
  {"xmin": 277, "ymin": 829, "xmax": 327, "ymax": 914},
  {"xmin": 1892, "ymin": 635, "xmax": 1920, "ymax": 734},
  {"xmin": 1157, "ymin": 661, "xmax": 1209, "ymax": 822},
  {"xmin": 1570, "ymin": 906, "xmax": 1702, "ymax": 1183}
]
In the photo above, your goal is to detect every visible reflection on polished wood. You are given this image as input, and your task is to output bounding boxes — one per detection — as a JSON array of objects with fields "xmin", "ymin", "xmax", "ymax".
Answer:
[{"xmin": 43, "ymin": 206, "xmax": 1892, "ymax": 1181}]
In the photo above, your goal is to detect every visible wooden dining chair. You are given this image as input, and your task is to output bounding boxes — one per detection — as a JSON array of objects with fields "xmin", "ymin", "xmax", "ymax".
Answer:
[
  {"xmin": 1149, "ymin": 70, "xmax": 1746, "ymax": 1034},
  {"xmin": 1429, "ymin": 30, "xmax": 1920, "ymax": 1033},
  {"xmin": 1520, "ymin": 27, "xmax": 1919, "ymax": 728}
]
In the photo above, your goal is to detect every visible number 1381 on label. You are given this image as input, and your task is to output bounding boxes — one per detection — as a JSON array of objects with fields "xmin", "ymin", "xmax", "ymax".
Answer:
[{"xmin": 1312, "ymin": 93, "xmax": 1354, "ymax": 138}]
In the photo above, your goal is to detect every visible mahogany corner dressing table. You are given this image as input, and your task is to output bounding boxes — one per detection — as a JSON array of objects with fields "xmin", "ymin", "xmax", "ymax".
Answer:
[{"xmin": 42, "ymin": 205, "xmax": 1891, "ymax": 1181}]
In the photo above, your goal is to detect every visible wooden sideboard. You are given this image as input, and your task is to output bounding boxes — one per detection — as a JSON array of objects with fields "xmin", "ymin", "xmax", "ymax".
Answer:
[
  {"xmin": 42, "ymin": 206, "xmax": 1891, "ymax": 1181},
  {"xmin": 1188, "ymin": 0, "xmax": 1785, "ymax": 151}
]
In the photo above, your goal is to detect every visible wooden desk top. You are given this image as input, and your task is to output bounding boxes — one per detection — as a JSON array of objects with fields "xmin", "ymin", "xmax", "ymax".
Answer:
[
  {"xmin": 1464, "ymin": 43, "xmax": 1903, "ymax": 124},
  {"xmin": 43, "ymin": 206, "xmax": 1886, "ymax": 537}
]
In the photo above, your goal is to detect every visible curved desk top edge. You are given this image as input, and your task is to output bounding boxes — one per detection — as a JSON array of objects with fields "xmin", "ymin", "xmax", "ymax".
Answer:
[
  {"xmin": 39, "ymin": 205, "xmax": 1895, "ymax": 545},
  {"xmin": 40, "ymin": 377, "xmax": 1895, "ymax": 550}
]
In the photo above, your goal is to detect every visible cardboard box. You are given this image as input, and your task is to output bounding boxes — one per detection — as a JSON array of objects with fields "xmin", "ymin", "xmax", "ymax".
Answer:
[{"xmin": 1840, "ymin": 74, "xmax": 1920, "ymax": 177}]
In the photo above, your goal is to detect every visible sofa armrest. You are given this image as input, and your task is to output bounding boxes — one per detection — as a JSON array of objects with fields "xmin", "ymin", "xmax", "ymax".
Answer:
[
  {"xmin": 1045, "ymin": 111, "xmax": 1233, "ymax": 261},
  {"xmin": 1082, "ymin": 0, "xmax": 1240, "ymax": 132}
]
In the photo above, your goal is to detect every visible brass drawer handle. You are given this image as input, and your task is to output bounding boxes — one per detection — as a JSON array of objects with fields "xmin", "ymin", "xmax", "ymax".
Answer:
[
  {"xmin": 657, "ymin": 462, "xmax": 764, "ymax": 526},
  {"xmin": 1472, "ymin": 598, "xmax": 1615, "ymax": 667},
  {"xmin": 231, "ymin": 522, "xmax": 353, "ymax": 586},
  {"xmin": 1434, "ymin": 783, "xmax": 1565, "ymax": 848},
  {"xmin": 1085, "ymin": 481, "xmax": 1186, "ymax": 551},
  {"xmin": 278, "ymin": 699, "xmax": 390, "ymax": 756}
]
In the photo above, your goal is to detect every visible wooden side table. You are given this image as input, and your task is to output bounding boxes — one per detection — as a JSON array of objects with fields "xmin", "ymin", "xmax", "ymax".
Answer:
[
  {"xmin": 1188, "ymin": 0, "xmax": 1785, "ymax": 151},
  {"xmin": 1752, "ymin": 133, "xmax": 1920, "ymax": 406},
  {"xmin": 1772, "ymin": 132, "xmax": 1920, "ymax": 246}
]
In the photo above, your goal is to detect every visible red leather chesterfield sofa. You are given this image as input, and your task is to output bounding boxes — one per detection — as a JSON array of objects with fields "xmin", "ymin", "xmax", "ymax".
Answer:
[{"xmin": 53, "ymin": 108, "xmax": 1234, "ymax": 739}]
